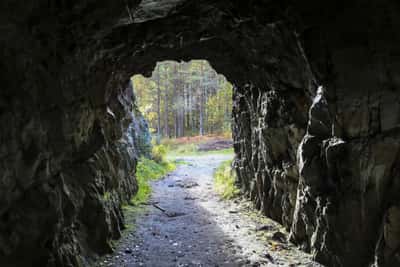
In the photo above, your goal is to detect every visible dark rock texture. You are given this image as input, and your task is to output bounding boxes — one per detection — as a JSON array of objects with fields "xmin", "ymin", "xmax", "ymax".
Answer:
[
  {"xmin": 0, "ymin": 73, "xmax": 149, "ymax": 266},
  {"xmin": 232, "ymin": 2, "xmax": 400, "ymax": 267},
  {"xmin": 1, "ymin": 0, "xmax": 400, "ymax": 266}
]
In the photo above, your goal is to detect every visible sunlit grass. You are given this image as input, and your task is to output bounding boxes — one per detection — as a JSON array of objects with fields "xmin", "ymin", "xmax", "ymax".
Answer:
[
  {"xmin": 130, "ymin": 157, "xmax": 176, "ymax": 205},
  {"xmin": 167, "ymin": 147, "xmax": 234, "ymax": 160},
  {"xmin": 162, "ymin": 135, "xmax": 234, "ymax": 159},
  {"xmin": 173, "ymin": 146, "xmax": 233, "ymax": 155},
  {"xmin": 214, "ymin": 160, "xmax": 240, "ymax": 199}
]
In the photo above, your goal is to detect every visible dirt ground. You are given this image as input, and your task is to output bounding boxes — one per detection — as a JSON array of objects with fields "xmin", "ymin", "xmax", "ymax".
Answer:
[{"xmin": 98, "ymin": 154, "xmax": 322, "ymax": 267}]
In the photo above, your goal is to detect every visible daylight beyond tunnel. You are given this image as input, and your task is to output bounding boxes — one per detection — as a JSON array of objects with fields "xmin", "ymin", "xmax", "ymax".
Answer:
[{"xmin": 132, "ymin": 60, "xmax": 233, "ymax": 141}]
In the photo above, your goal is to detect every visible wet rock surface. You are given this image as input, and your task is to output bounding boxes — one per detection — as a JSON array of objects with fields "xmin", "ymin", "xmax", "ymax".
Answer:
[{"xmin": 100, "ymin": 154, "xmax": 322, "ymax": 267}]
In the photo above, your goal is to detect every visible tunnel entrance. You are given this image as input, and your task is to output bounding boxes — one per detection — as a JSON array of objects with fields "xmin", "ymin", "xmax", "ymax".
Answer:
[
  {"xmin": 127, "ymin": 59, "xmax": 236, "ymax": 206},
  {"xmin": 99, "ymin": 61, "xmax": 319, "ymax": 267},
  {"xmin": 131, "ymin": 60, "xmax": 233, "ymax": 144}
]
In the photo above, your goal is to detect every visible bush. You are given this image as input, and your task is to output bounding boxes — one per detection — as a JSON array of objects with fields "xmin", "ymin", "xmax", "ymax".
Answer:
[{"xmin": 152, "ymin": 144, "xmax": 167, "ymax": 163}]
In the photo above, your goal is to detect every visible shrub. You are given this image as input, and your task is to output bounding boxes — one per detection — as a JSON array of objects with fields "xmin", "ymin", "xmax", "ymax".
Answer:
[{"xmin": 152, "ymin": 144, "xmax": 167, "ymax": 163}]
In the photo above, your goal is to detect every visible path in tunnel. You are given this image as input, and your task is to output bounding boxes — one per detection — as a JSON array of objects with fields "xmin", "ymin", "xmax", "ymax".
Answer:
[{"xmin": 99, "ymin": 154, "xmax": 322, "ymax": 267}]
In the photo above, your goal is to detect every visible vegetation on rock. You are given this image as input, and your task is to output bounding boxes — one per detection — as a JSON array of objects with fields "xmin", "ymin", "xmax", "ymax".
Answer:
[
  {"xmin": 130, "ymin": 151, "xmax": 176, "ymax": 206},
  {"xmin": 214, "ymin": 160, "xmax": 240, "ymax": 199}
]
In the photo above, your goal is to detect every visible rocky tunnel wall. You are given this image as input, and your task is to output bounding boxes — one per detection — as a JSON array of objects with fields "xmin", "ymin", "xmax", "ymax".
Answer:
[
  {"xmin": 1, "ymin": 0, "xmax": 400, "ymax": 266},
  {"xmin": 232, "ymin": 1, "xmax": 400, "ymax": 266}
]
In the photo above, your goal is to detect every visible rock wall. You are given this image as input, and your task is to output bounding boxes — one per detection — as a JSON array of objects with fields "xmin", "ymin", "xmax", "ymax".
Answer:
[
  {"xmin": 232, "ymin": 1, "xmax": 400, "ymax": 266},
  {"xmin": 0, "ymin": 74, "xmax": 149, "ymax": 266},
  {"xmin": 1, "ymin": 0, "xmax": 400, "ymax": 266},
  {"xmin": 0, "ymin": 2, "xmax": 152, "ymax": 262}
]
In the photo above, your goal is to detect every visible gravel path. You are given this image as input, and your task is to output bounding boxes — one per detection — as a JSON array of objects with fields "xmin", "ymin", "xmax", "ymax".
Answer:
[{"xmin": 99, "ymin": 154, "xmax": 323, "ymax": 267}]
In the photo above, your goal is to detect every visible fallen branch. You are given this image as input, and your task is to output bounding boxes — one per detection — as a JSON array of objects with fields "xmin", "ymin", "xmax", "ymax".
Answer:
[
  {"xmin": 152, "ymin": 204, "xmax": 186, "ymax": 218},
  {"xmin": 141, "ymin": 201, "xmax": 160, "ymax": 206},
  {"xmin": 152, "ymin": 204, "xmax": 167, "ymax": 213}
]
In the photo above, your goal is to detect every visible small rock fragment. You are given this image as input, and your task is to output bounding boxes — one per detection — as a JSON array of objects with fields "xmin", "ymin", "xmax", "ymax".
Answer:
[
  {"xmin": 264, "ymin": 252, "xmax": 274, "ymax": 262},
  {"xmin": 272, "ymin": 231, "xmax": 286, "ymax": 242}
]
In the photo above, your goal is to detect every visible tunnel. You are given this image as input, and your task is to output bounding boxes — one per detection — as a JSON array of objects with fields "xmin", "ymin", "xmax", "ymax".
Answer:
[{"xmin": 1, "ymin": 0, "xmax": 400, "ymax": 266}]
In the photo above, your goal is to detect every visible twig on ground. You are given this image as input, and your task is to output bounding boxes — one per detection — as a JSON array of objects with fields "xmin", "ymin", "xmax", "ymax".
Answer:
[{"xmin": 152, "ymin": 204, "xmax": 167, "ymax": 212}]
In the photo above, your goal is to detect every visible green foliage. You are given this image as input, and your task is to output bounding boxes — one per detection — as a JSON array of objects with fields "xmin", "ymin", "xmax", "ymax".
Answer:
[
  {"xmin": 130, "ymin": 157, "xmax": 176, "ymax": 205},
  {"xmin": 206, "ymin": 81, "xmax": 233, "ymax": 134},
  {"xmin": 214, "ymin": 160, "xmax": 240, "ymax": 199},
  {"xmin": 152, "ymin": 144, "xmax": 167, "ymax": 163},
  {"xmin": 132, "ymin": 75, "xmax": 157, "ymax": 115},
  {"xmin": 162, "ymin": 141, "xmax": 198, "ymax": 156}
]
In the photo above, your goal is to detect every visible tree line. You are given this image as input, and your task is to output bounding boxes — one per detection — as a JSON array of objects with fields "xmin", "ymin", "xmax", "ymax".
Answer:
[{"xmin": 132, "ymin": 60, "xmax": 233, "ymax": 141}]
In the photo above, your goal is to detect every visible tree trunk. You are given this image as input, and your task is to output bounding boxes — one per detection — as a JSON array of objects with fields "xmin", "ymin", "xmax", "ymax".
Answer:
[
  {"xmin": 156, "ymin": 65, "xmax": 161, "ymax": 144},
  {"xmin": 199, "ymin": 85, "xmax": 204, "ymax": 136},
  {"xmin": 164, "ymin": 84, "xmax": 169, "ymax": 137}
]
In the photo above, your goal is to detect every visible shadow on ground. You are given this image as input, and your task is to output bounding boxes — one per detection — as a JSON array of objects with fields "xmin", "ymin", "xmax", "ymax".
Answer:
[{"xmin": 98, "ymin": 154, "xmax": 321, "ymax": 267}]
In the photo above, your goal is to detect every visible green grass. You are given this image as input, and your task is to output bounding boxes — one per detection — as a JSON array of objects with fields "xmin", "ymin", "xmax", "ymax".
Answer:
[
  {"xmin": 168, "ymin": 143, "xmax": 198, "ymax": 155},
  {"xmin": 159, "ymin": 135, "xmax": 234, "ymax": 159},
  {"xmin": 214, "ymin": 160, "xmax": 240, "ymax": 199},
  {"xmin": 130, "ymin": 157, "xmax": 176, "ymax": 205},
  {"xmin": 167, "ymin": 147, "xmax": 234, "ymax": 159}
]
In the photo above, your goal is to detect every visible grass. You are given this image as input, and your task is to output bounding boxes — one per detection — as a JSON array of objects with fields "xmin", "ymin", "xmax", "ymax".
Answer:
[
  {"xmin": 129, "ymin": 135, "xmax": 235, "ymax": 205},
  {"xmin": 168, "ymin": 143, "xmax": 198, "ymax": 155},
  {"xmin": 130, "ymin": 157, "xmax": 176, "ymax": 205},
  {"xmin": 161, "ymin": 133, "xmax": 231, "ymax": 147},
  {"xmin": 167, "ymin": 146, "xmax": 234, "ymax": 159},
  {"xmin": 214, "ymin": 160, "xmax": 240, "ymax": 199},
  {"xmin": 161, "ymin": 134, "xmax": 234, "ymax": 159}
]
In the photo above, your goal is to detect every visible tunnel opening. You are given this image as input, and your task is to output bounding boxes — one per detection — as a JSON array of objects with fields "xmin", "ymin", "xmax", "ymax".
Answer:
[
  {"xmin": 130, "ymin": 59, "xmax": 234, "ymax": 155},
  {"xmin": 96, "ymin": 60, "xmax": 264, "ymax": 266},
  {"xmin": 125, "ymin": 59, "xmax": 237, "ymax": 214}
]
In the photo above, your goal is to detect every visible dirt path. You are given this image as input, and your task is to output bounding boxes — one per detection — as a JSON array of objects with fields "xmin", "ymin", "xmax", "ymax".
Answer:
[{"xmin": 99, "ymin": 154, "xmax": 322, "ymax": 267}]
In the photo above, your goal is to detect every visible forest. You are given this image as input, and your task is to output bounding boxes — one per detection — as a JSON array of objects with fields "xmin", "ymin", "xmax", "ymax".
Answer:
[{"xmin": 131, "ymin": 60, "xmax": 233, "ymax": 141}]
